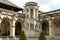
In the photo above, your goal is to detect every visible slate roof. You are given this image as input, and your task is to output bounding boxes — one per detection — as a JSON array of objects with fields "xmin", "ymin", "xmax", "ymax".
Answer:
[
  {"xmin": 0, "ymin": 0, "xmax": 19, "ymax": 8},
  {"xmin": 0, "ymin": 0, "xmax": 23, "ymax": 11}
]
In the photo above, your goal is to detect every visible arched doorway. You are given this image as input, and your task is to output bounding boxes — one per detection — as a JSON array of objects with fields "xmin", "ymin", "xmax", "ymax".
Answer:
[
  {"xmin": 42, "ymin": 21, "xmax": 49, "ymax": 35},
  {"xmin": 1, "ymin": 20, "xmax": 10, "ymax": 36},
  {"xmin": 15, "ymin": 21, "xmax": 22, "ymax": 37}
]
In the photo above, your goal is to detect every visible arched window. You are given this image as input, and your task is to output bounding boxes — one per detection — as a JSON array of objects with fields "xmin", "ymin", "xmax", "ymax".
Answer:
[
  {"xmin": 1, "ymin": 20, "xmax": 10, "ymax": 36},
  {"xmin": 30, "ymin": 23, "xmax": 34, "ymax": 29},
  {"xmin": 27, "ymin": 9, "xmax": 28, "ymax": 12},
  {"xmin": 15, "ymin": 21, "xmax": 22, "ymax": 37},
  {"xmin": 42, "ymin": 21, "xmax": 49, "ymax": 35}
]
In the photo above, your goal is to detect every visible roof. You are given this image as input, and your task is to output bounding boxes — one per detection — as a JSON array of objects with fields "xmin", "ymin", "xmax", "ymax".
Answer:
[
  {"xmin": 25, "ymin": 2, "xmax": 38, "ymax": 6},
  {"xmin": 0, "ymin": 0, "xmax": 19, "ymax": 8},
  {"xmin": 45, "ymin": 9, "xmax": 60, "ymax": 14},
  {"xmin": 0, "ymin": 0, "xmax": 23, "ymax": 11}
]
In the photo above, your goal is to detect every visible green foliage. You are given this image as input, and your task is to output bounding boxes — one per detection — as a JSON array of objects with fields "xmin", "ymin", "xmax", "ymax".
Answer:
[
  {"xmin": 19, "ymin": 30, "xmax": 27, "ymax": 40},
  {"xmin": 38, "ymin": 30, "xmax": 46, "ymax": 40}
]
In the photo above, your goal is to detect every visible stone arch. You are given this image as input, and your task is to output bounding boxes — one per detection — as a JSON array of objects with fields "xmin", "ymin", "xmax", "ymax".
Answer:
[
  {"xmin": 0, "ymin": 18, "xmax": 10, "ymax": 36},
  {"xmin": 15, "ymin": 19, "xmax": 23, "ymax": 37},
  {"xmin": 42, "ymin": 21, "xmax": 49, "ymax": 35}
]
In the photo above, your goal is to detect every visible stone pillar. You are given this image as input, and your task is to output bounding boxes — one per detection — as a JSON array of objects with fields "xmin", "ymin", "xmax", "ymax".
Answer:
[
  {"xmin": 49, "ymin": 20, "xmax": 54, "ymax": 37},
  {"xmin": 36, "ymin": 9, "xmax": 38, "ymax": 17},
  {"xmin": 0, "ymin": 19, "xmax": 2, "ymax": 35},
  {"xmin": 10, "ymin": 20, "xmax": 15, "ymax": 38},
  {"xmin": 34, "ymin": 9, "xmax": 35, "ymax": 19},
  {"xmin": 12, "ymin": 26, "xmax": 15, "ymax": 37},
  {"xmin": 49, "ymin": 20, "xmax": 52, "ymax": 36},
  {"xmin": 37, "ymin": 9, "xmax": 38, "ymax": 20},
  {"xmin": 34, "ymin": 20, "xmax": 36, "ymax": 30},
  {"xmin": 0, "ymin": 19, "xmax": 2, "ymax": 25},
  {"xmin": 33, "ymin": 9, "xmax": 36, "ymax": 30},
  {"xmin": 0, "ymin": 13, "xmax": 2, "ymax": 25},
  {"xmin": 29, "ymin": 9, "xmax": 30, "ymax": 18},
  {"xmin": 12, "ymin": 20, "xmax": 15, "ymax": 37},
  {"xmin": 10, "ymin": 21, "xmax": 13, "ymax": 37}
]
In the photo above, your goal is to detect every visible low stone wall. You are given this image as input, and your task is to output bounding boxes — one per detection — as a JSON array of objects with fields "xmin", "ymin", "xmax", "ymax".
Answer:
[
  {"xmin": 0, "ymin": 37, "xmax": 60, "ymax": 40},
  {"xmin": 27, "ymin": 37, "xmax": 38, "ymax": 40}
]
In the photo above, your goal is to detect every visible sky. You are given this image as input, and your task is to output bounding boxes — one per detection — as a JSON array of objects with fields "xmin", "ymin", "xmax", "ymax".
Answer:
[{"xmin": 9, "ymin": 0, "xmax": 60, "ymax": 12}]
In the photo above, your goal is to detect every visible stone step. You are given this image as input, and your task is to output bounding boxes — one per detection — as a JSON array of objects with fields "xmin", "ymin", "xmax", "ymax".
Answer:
[
  {"xmin": 0, "ymin": 37, "xmax": 60, "ymax": 40},
  {"xmin": 0, "ymin": 38, "xmax": 19, "ymax": 40}
]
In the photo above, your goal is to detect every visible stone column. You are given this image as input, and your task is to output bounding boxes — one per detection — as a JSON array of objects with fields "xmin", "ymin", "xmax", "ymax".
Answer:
[
  {"xmin": 37, "ymin": 9, "xmax": 38, "ymax": 20},
  {"xmin": 33, "ymin": 9, "xmax": 36, "ymax": 30},
  {"xmin": 34, "ymin": 20, "xmax": 36, "ymax": 30},
  {"xmin": 0, "ymin": 19, "xmax": 2, "ymax": 35},
  {"xmin": 49, "ymin": 20, "xmax": 54, "ymax": 37},
  {"xmin": 49, "ymin": 20, "xmax": 52, "ymax": 36},
  {"xmin": 10, "ymin": 20, "xmax": 15, "ymax": 38},
  {"xmin": 12, "ymin": 20, "xmax": 15, "ymax": 37},
  {"xmin": 10, "ymin": 21, "xmax": 13, "ymax": 37},
  {"xmin": 29, "ymin": 9, "xmax": 30, "ymax": 18},
  {"xmin": 34, "ymin": 9, "xmax": 35, "ymax": 19},
  {"xmin": 12, "ymin": 26, "xmax": 15, "ymax": 37},
  {"xmin": 0, "ymin": 13, "xmax": 2, "ymax": 25},
  {"xmin": 0, "ymin": 19, "xmax": 2, "ymax": 25}
]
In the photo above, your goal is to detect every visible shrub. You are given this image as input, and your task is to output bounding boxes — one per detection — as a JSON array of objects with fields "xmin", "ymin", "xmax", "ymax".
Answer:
[
  {"xmin": 38, "ymin": 30, "xmax": 46, "ymax": 40},
  {"xmin": 19, "ymin": 30, "xmax": 27, "ymax": 40}
]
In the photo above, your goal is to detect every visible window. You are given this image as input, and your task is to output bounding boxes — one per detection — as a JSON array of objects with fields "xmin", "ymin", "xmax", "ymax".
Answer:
[
  {"xmin": 30, "ymin": 9, "xmax": 33, "ymax": 17},
  {"xmin": 42, "ymin": 21, "xmax": 49, "ymax": 35},
  {"xmin": 27, "ymin": 23, "xmax": 29, "ymax": 27},
  {"xmin": 27, "ymin": 9, "xmax": 28, "ymax": 12},
  {"xmin": 30, "ymin": 23, "xmax": 34, "ymax": 29}
]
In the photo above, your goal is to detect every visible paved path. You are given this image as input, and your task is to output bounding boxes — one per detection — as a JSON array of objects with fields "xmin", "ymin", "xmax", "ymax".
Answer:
[{"xmin": 0, "ymin": 37, "xmax": 60, "ymax": 40}]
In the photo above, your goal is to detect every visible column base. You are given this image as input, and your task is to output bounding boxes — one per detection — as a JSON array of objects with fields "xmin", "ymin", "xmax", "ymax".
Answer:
[{"xmin": 9, "ymin": 36, "xmax": 15, "ymax": 38}]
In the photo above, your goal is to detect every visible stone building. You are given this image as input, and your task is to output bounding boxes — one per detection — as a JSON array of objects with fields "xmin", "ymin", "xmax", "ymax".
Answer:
[{"xmin": 0, "ymin": 0, "xmax": 60, "ymax": 40}]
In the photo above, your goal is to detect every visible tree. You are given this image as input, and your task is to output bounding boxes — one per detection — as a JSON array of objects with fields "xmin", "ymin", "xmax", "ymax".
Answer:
[
  {"xmin": 19, "ymin": 30, "xmax": 27, "ymax": 40},
  {"xmin": 38, "ymin": 30, "xmax": 46, "ymax": 40}
]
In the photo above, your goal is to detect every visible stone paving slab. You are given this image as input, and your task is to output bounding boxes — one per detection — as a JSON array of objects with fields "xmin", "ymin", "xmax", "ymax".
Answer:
[{"xmin": 0, "ymin": 37, "xmax": 60, "ymax": 40}]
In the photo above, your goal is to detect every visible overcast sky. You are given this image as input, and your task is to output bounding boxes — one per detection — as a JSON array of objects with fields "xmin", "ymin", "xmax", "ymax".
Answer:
[{"xmin": 9, "ymin": 0, "xmax": 60, "ymax": 12}]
